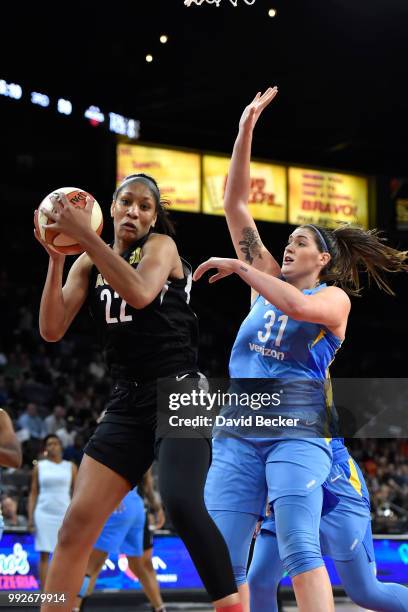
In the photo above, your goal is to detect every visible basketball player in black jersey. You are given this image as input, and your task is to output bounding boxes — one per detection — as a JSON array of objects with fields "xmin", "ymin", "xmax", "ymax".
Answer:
[{"xmin": 34, "ymin": 174, "xmax": 241, "ymax": 612}]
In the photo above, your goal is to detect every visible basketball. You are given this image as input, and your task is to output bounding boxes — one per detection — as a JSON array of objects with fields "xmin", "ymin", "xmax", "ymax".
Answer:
[{"xmin": 36, "ymin": 187, "xmax": 103, "ymax": 255}]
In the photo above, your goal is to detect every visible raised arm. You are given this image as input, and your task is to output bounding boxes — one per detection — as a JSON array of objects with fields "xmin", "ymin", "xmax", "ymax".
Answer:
[
  {"xmin": 0, "ymin": 409, "xmax": 22, "ymax": 468},
  {"xmin": 224, "ymin": 87, "xmax": 281, "ymax": 278}
]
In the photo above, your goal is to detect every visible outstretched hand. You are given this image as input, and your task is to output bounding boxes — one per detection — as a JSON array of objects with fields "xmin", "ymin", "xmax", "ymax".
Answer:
[
  {"xmin": 239, "ymin": 86, "xmax": 278, "ymax": 133},
  {"xmin": 193, "ymin": 257, "xmax": 238, "ymax": 284}
]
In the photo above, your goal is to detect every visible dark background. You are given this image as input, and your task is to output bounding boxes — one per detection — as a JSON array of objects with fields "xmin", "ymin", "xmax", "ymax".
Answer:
[
  {"xmin": 0, "ymin": 0, "xmax": 407, "ymax": 534},
  {"xmin": 1, "ymin": 0, "xmax": 408, "ymax": 378}
]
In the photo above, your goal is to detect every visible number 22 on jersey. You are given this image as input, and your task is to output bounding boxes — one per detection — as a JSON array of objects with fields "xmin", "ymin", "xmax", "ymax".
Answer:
[{"xmin": 100, "ymin": 289, "xmax": 132, "ymax": 324}]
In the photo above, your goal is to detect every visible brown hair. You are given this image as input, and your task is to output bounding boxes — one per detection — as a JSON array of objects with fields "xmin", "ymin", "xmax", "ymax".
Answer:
[{"xmin": 304, "ymin": 223, "xmax": 408, "ymax": 296}]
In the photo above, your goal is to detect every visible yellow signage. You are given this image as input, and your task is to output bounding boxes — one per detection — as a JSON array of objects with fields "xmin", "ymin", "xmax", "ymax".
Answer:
[
  {"xmin": 289, "ymin": 167, "xmax": 368, "ymax": 229},
  {"xmin": 396, "ymin": 199, "xmax": 408, "ymax": 230},
  {"xmin": 202, "ymin": 155, "xmax": 287, "ymax": 223},
  {"xmin": 117, "ymin": 144, "xmax": 201, "ymax": 213}
]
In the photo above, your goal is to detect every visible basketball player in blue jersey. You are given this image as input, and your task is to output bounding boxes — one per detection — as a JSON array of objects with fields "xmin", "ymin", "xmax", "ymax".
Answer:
[
  {"xmin": 74, "ymin": 469, "xmax": 166, "ymax": 612},
  {"xmin": 194, "ymin": 88, "xmax": 408, "ymax": 612},
  {"xmin": 34, "ymin": 174, "xmax": 242, "ymax": 612},
  {"xmin": 248, "ymin": 437, "xmax": 408, "ymax": 612}
]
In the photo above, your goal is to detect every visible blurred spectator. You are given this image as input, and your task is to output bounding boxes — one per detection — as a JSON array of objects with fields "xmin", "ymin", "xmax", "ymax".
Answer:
[
  {"xmin": 88, "ymin": 353, "xmax": 106, "ymax": 381},
  {"xmin": 1, "ymin": 495, "xmax": 27, "ymax": 528},
  {"xmin": 363, "ymin": 456, "xmax": 377, "ymax": 477},
  {"xmin": 63, "ymin": 432, "xmax": 85, "ymax": 466},
  {"xmin": 0, "ymin": 375, "xmax": 9, "ymax": 405},
  {"xmin": 55, "ymin": 416, "xmax": 76, "ymax": 448},
  {"xmin": 17, "ymin": 402, "xmax": 46, "ymax": 439},
  {"xmin": 44, "ymin": 405, "xmax": 66, "ymax": 435},
  {"xmin": 0, "ymin": 347, "xmax": 7, "ymax": 368},
  {"xmin": 28, "ymin": 434, "xmax": 77, "ymax": 588}
]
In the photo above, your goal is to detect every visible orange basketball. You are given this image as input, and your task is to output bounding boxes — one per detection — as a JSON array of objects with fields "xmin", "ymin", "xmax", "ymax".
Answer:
[{"xmin": 36, "ymin": 187, "xmax": 103, "ymax": 255}]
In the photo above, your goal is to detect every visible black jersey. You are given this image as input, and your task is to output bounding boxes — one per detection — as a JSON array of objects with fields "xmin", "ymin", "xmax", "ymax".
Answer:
[{"xmin": 88, "ymin": 232, "xmax": 199, "ymax": 381}]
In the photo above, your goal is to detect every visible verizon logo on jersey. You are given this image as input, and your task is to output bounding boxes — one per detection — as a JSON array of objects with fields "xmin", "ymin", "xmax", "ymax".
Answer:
[{"xmin": 249, "ymin": 342, "xmax": 285, "ymax": 361}]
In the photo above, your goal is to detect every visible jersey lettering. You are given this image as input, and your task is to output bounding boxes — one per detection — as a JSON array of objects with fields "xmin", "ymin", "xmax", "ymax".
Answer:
[
  {"xmin": 257, "ymin": 310, "xmax": 288, "ymax": 346},
  {"xmin": 100, "ymin": 289, "xmax": 132, "ymax": 324}
]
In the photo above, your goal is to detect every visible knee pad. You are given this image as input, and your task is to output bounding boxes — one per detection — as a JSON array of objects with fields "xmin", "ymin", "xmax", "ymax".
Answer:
[
  {"xmin": 77, "ymin": 574, "xmax": 91, "ymax": 598},
  {"xmin": 283, "ymin": 551, "xmax": 324, "ymax": 578},
  {"xmin": 232, "ymin": 563, "xmax": 247, "ymax": 586},
  {"xmin": 273, "ymin": 494, "xmax": 324, "ymax": 578}
]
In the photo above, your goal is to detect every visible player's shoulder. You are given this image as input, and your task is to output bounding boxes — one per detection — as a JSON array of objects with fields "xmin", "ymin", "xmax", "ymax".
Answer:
[
  {"xmin": 144, "ymin": 232, "xmax": 178, "ymax": 253},
  {"xmin": 319, "ymin": 286, "xmax": 351, "ymax": 308}
]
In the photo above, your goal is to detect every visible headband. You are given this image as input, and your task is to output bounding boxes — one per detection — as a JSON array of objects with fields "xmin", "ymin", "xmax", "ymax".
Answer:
[
  {"xmin": 305, "ymin": 224, "xmax": 330, "ymax": 254},
  {"xmin": 119, "ymin": 176, "xmax": 161, "ymax": 206}
]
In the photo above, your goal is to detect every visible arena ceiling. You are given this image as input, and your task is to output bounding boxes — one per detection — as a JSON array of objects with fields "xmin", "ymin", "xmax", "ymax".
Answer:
[{"xmin": 2, "ymin": 0, "xmax": 408, "ymax": 175}]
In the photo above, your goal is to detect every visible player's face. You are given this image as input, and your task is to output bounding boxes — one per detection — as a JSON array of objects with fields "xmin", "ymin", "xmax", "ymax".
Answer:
[
  {"xmin": 111, "ymin": 182, "xmax": 158, "ymax": 242},
  {"xmin": 281, "ymin": 227, "xmax": 329, "ymax": 279}
]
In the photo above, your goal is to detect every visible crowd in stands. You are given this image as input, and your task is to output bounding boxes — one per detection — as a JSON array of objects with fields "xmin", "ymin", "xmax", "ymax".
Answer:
[{"xmin": 0, "ymin": 271, "xmax": 407, "ymax": 535}]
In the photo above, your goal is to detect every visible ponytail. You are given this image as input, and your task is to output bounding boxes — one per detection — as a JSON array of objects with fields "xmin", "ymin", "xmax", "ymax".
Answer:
[
  {"xmin": 154, "ymin": 197, "xmax": 176, "ymax": 237},
  {"xmin": 306, "ymin": 224, "xmax": 408, "ymax": 296}
]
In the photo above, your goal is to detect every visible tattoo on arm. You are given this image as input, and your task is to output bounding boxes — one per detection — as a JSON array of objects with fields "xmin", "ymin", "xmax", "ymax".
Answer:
[
  {"xmin": 238, "ymin": 227, "xmax": 263, "ymax": 264},
  {"xmin": 239, "ymin": 265, "xmax": 249, "ymax": 272}
]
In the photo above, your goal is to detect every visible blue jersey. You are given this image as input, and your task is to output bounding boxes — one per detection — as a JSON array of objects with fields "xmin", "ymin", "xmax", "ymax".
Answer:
[
  {"xmin": 230, "ymin": 283, "xmax": 341, "ymax": 380},
  {"xmin": 331, "ymin": 436, "xmax": 346, "ymax": 461}
]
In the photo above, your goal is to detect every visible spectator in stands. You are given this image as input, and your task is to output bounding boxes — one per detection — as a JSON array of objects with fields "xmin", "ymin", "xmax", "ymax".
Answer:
[
  {"xmin": 17, "ymin": 402, "xmax": 46, "ymax": 439},
  {"xmin": 28, "ymin": 434, "xmax": 77, "ymax": 588},
  {"xmin": 63, "ymin": 433, "xmax": 85, "ymax": 466},
  {"xmin": 44, "ymin": 405, "xmax": 66, "ymax": 435},
  {"xmin": 88, "ymin": 353, "xmax": 105, "ymax": 381},
  {"xmin": 55, "ymin": 415, "xmax": 76, "ymax": 448},
  {"xmin": 1, "ymin": 495, "xmax": 27, "ymax": 528},
  {"xmin": 0, "ymin": 375, "xmax": 9, "ymax": 405},
  {"xmin": 0, "ymin": 346, "xmax": 8, "ymax": 369}
]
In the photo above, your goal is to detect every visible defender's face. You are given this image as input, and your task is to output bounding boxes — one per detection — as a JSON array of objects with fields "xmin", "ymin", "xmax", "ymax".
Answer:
[
  {"xmin": 281, "ymin": 227, "xmax": 328, "ymax": 279},
  {"xmin": 111, "ymin": 181, "xmax": 157, "ymax": 242}
]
